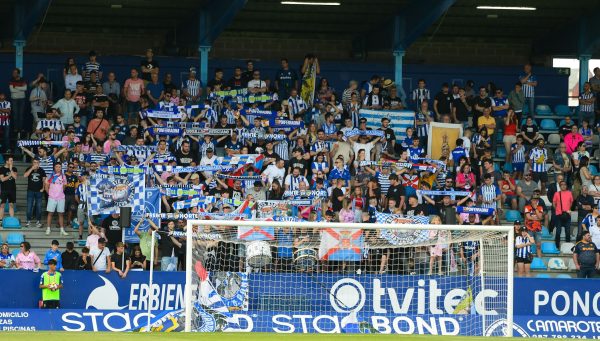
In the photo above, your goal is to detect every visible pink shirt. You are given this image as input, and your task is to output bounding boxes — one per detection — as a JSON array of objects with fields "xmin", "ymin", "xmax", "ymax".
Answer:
[
  {"xmin": 564, "ymin": 133, "xmax": 584, "ymax": 154},
  {"xmin": 553, "ymin": 190, "xmax": 574, "ymax": 215},
  {"xmin": 86, "ymin": 234, "xmax": 100, "ymax": 251},
  {"xmin": 125, "ymin": 78, "xmax": 145, "ymax": 102},
  {"xmin": 339, "ymin": 209, "xmax": 355, "ymax": 223},
  {"xmin": 103, "ymin": 139, "xmax": 121, "ymax": 154},
  {"xmin": 16, "ymin": 251, "xmax": 40, "ymax": 270},
  {"xmin": 47, "ymin": 173, "xmax": 66, "ymax": 200}
]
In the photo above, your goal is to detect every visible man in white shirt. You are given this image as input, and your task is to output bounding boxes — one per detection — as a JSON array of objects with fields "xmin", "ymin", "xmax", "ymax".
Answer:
[
  {"xmin": 349, "ymin": 134, "xmax": 381, "ymax": 162},
  {"xmin": 262, "ymin": 158, "xmax": 286, "ymax": 189},
  {"xmin": 90, "ymin": 238, "xmax": 111, "ymax": 272},
  {"xmin": 199, "ymin": 148, "xmax": 218, "ymax": 179},
  {"xmin": 247, "ymin": 70, "xmax": 268, "ymax": 94},
  {"xmin": 64, "ymin": 64, "xmax": 82, "ymax": 92}
]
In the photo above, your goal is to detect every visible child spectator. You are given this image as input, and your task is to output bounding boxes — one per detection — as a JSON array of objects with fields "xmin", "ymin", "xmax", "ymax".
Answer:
[{"xmin": 43, "ymin": 239, "xmax": 64, "ymax": 271}]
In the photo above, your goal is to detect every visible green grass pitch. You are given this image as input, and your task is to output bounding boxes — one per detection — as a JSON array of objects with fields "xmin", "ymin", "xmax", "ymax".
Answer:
[{"xmin": 0, "ymin": 332, "xmax": 508, "ymax": 341}]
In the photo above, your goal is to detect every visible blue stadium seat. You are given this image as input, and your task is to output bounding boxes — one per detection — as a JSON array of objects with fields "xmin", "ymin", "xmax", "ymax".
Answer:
[
  {"xmin": 535, "ymin": 273, "xmax": 551, "ymax": 278},
  {"xmin": 6, "ymin": 233, "xmax": 24, "ymax": 246},
  {"xmin": 497, "ymin": 147, "xmax": 506, "ymax": 158},
  {"xmin": 555, "ymin": 105, "xmax": 571, "ymax": 116},
  {"xmin": 503, "ymin": 163, "xmax": 513, "ymax": 173},
  {"xmin": 493, "ymin": 163, "xmax": 501, "ymax": 173},
  {"xmin": 11, "ymin": 249, "xmax": 19, "ymax": 257},
  {"xmin": 2, "ymin": 217, "xmax": 21, "ymax": 229},
  {"xmin": 541, "ymin": 226, "xmax": 552, "ymax": 239},
  {"xmin": 555, "ymin": 274, "xmax": 572, "ymax": 279},
  {"xmin": 530, "ymin": 244, "xmax": 536, "ymax": 255},
  {"xmin": 541, "ymin": 242, "xmax": 560, "ymax": 255},
  {"xmin": 3, "ymin": 205, "xmax": 17, "ymax": 213},
  {"xmin": 536, "ymin": 104, "xmax": 552, "ymax": 115},
  {"xmin": 0, "ymin": 234, "xmax": 2, "ymax": 244},
  {"xmin": 530, "ymin": 257, "xmax": 547, "ymax": 270},
  {"xmin": 521, "ymin": 118, "xmax": 528, "ymax": 126},
  {"xmin": 504, "ymin": 210, "xmax": 522, "ymax": 223},
  {"xmin": 589, "ymin": 165, "xmax": 599, "ymax": 176},
  {"xmin": 540, "ymin": 119, "xmax": 557, "ymax": 130}
]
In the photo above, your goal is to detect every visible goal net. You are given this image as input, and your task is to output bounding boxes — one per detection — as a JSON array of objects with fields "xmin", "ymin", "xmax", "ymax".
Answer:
[{"xmin": 183, "ymin": 219, "xmax": 513, "ymax": 336}]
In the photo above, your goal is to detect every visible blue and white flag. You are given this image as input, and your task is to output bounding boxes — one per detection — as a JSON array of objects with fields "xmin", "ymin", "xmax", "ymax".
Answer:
[
  {"xmin": 172, "ymin": 197, "xmax": 217, "ymax": 210},
  {"xmin": 344, "ymin": 129, "xmax": 385, "ymax": 138},
  {"xmin": 88, "ymin": 172, "xmax": 146, "ymax": 215},
  {"xmin": 146, "ymin": 110, "xmax": 184, "ymax": 120},
  {"xmin": 418, "ymin": 190, "xmax": 472, "ymax": 197},
  {"xmin": 359, "ymin": 109, "xmax": 415, "ymax": 141},
  {"xmin": 146, "ymin": 126, "xmax": 183, "ymax": 136},
  {"xmin": 126, "ymin": 188, "xmax": 161, "ymax": 243}
]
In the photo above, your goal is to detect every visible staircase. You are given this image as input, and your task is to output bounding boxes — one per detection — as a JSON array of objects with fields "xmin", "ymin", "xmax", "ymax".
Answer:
[{"xmin": 0, "ymin": 160, "xmax": 78, "ymax": 258}]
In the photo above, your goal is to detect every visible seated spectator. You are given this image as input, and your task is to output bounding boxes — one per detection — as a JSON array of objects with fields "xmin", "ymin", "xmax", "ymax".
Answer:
[
  {"xmin": 16, "ymin": 241, "xmax": 41, "ymax": 270},
  {"xmin": 130, "ymin": 245, "xmax": 147, "ymax": 271},
  {"xmin": 0, "ymin": 243, "xmax": 16, "ymax": 269}
]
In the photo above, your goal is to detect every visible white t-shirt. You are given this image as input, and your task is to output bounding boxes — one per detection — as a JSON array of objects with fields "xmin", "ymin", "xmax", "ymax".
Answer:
[
  {"xmin": 90, "ymin": 247, "xmax": 111, "ymax": 271},
  {"xmin": 352, "ymin": 141, "xmax": 376, "ymax": 161},
  {"xmin": 247, "ymin": 80, "xmax": 266, "ymax": 90},
  {"xmin": 589, "ymin": 223, "xmax": 600, "ymax": 249},
  {"xmin": 263, "ymin": 165, "xmax": 286, "ymax": 189}
]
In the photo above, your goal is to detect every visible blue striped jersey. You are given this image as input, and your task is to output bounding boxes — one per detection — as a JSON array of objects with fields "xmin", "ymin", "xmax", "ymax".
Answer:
[
  {"xmin": 479, "ymin": 184, "xmax": 500, "ymax": 209},
  {"xmin": 203, "ymin": 107, "xmax": 218, "ymax": 127},
  {"xmin": 529, "ymin": 147, "xmax": 547, "ymax": 172},
  {"xmin": 199, "ymin": 141, "xmax": 215, "ymax": 159},
  {"xmin": 183, "ymin": 79, "xmax": 202, "ymax": 98},
  {"xmin": 36, "ymin": 119, "xmax": 64, "ymax": 140},
  {"xmin": 310, "ymin": 141, "xmax": 328, "ymax": 154},
  {"xmin": 128, "ymin": 148, "xmax": 151, "ymax": 163},
  {"xmin": 376, "ymin": 172, "xmax": 391, "ymax": 195},
  {"xmin": 288, "ymin": 96, "xmax": 307, "ymax": 116},
  {"xmin": 83, "ymin": 62, "xmax": 101, "ymax": 81},
  {"xmin": 224, "ymin": 109, "xmax": 236, "ymax": 125},
  {"xmin": 515, "ymin": 236, "xmax": 531, "ymax": 258},
  {"xmin": 76, "ymin": 183, "xmax": 88, "ymax": 207},
  {"xmin": 285, "ymin": 174, "xmax": 308, "ymax": 191},
  {"xmin": 511, "ymin": 143, "xmax": 526, "ymax": 164},
  {"xmin": 519, "ymin": 74, "xmax": 537, "ymax": 98},
  {"xmin": 39, "ymin": 156, "xmax": 55, "ymax": 176},
  {"xmin": 311, "ymin": 161, "xmax": 329, "ymax": 175},
  {"xmin": 87, "ymin": 152, "xmax": 107, "ymax": 165},
  {"xmin": 581, "ymin": 127, "xmax": 593, "ymax": 149},
  {"xmin": 322, "ymin": 122, "xmax": 337, "ymax": 135},
  {"xmin": 411, "ymin": 88, "xmax": 430, "ymax": 108},
  {"xmin": 492, "ymin": 97, "xmax": 509, "ymax": 117},
  {"xmin": 581, "ymin": 213, "xmax": 598, "ymax": 231},
  {"xmin": 580, "ymin": 91, "xmax": 595, "ymax": 112},
  {"xmin": 274, "ymin": 139, "xmax": 289, "ymax": 161},
  {"xmin": 235, "ymin": 127, "xmax": 249, "ymax": 145},
  {"xmin": 347, "ymin": 103, "xmax": 360, "ymax": 128},
  {"xmin": 249, "ymin": 126, "xmax": 265, "ymax": 144},
  {"xmin": 414, "ymin": 110, "xmax": 433, "ymax": 137}
]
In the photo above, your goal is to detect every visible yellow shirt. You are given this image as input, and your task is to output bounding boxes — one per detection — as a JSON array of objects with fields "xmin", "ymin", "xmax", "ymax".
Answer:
[{"xmin": 478, "ymin": 115, "xmax": 496, "ymax": 136}]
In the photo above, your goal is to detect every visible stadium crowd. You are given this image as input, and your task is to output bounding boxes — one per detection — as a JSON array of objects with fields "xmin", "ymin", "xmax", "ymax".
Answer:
[{"xmin": 0, "ymin": 49, "xmax": 599, "ymax": 278}]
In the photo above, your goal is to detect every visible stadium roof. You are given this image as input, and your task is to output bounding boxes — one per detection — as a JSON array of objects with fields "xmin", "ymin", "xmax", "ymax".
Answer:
[{"xmin": 2, "ymin": 0, "xmax": 600, "ymax": 58}]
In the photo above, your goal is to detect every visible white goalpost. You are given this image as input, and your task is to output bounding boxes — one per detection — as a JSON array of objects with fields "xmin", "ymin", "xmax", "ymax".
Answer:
[{"xmin": 184, "ymin": 220, "xmax": 514, "ymax": 336}]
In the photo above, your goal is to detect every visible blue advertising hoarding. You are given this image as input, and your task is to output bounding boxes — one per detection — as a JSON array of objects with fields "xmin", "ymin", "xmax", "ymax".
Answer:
[{"xmin": 0, "ymin": 270, "xmax": 598, "ymax": 337}]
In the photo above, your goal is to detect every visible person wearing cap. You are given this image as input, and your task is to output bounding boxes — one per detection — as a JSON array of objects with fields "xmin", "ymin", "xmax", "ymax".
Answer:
[
  {"xmin": 39, "ymin": 258, "xmax": 63, "ymax": 309},
  {"xmin": 43, "ymin": 239, "xmax": 64, "ymax": 272},
  {"xmin": 90, "ymin": 237, "xmax": 111, "ymax": 273},
  {"xmin": 515, "ymin": 226, "xmax": 535, "ymax": 277},
  {"xmin": 524, "ymin": 193, "xmax": 544, "ymax": 257}
]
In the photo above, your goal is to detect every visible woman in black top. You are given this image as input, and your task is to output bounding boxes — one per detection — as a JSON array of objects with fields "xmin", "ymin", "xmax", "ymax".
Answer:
[{"xmin": 130, "ymin": 245, "xmax": 147, "ymax": 271}]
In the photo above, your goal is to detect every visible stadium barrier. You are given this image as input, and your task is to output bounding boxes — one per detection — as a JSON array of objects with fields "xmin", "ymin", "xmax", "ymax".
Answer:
[{"xmin": 0, "ymin": 270, "xmax": 597, "ymax": 336}]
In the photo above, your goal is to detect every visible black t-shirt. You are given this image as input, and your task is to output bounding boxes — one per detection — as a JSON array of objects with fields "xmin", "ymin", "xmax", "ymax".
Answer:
[
  {"xmin": 523, "ymin": 124, "xmax": 539, "ymax": 142},
  {"xmin": 227, "ymin": 76, "xmax": 245, "ymax": 90},
  {"xmin": 474, "ymin": 96, "xmax": 492, "ymax": 114},
  {"xmin": 64, "ymin": 173, "xmax": 78, "ymax": 195},
  {"xmin": 93, "ymin": 94, "xmax": 109, "ymax": 110},
  {"xmin": 175, "ymin": 150, "xmax": 198, "ymax": 167},
  {"xmin": 77, "ymin": 255, "xmax": 93, "ymax": 270},
  {"xmin": 289, "ymin": 157, "xmax": 310, "ymax": 176},
  {"xmin": 453, "ymin": 98, "xmax": 470, "ymax": 122},
  {"xmin": 559, "ymin": 124, "xmax": 574, "ymax": 137},
  {"xmin": 102, "ymin": 216, "xmax": 122, "ymax": 245},
  {"xmin": 140, "ymin": 59, "xmax": 160, "ymax": 81},
  {"xmin": 387, "ymin": 184, "xmax": 405, "ymax": 203},
  {"xmin": 27, "ymin": 167, "xmax": 46, "ymax": 192},
  {"xmin": 434, "ymin": 92, "xmax": 453, "ymax": 115},
  {"xmin": 380, "ymin": 127, "xmax": 396, "ymax": 143},
  {"xmin": 163, "ymin": 81, "xmax": 178, "ymax": 95},
  {"xmin": 207, "ymin": 78, "xmax": 224, "ymax": 91},
  {"xmin": 331, "ymin": 187, "xmax": 344, "ymax": 212},
  {"xmin": 111, "ymin": 252, "xmax": 130, "ymax": 271},
  {"xmin": 406, "ymin": 204, "xmax": 426, "ymax": 217},
  {"xmin": 574, "ymin": 241, "xmax": 598, "ymax": 267},
  {"xmin": 62, "ymin": 250, "xmax": 79, "ymax": 270},
  {"xmin": 0, "ymin": 166, "xmax": 17, "ymax": 193}
]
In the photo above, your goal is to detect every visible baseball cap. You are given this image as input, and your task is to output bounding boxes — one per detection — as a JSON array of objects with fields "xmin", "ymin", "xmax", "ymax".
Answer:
[{"xmin": 513, "ymin": 220, "xmax": 521, "ymax": 225}]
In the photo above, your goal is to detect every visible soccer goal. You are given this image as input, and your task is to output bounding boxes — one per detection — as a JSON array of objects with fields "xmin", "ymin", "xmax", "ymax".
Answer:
[{"xmin": 184, "ymin": 219, "xmax": 514, "ymax": 336}]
